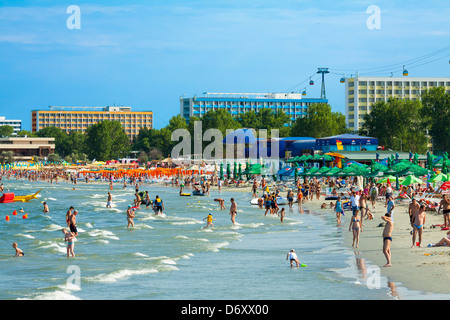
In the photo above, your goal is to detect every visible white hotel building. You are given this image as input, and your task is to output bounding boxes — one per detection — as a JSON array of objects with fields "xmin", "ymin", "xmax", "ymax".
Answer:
[
  {"xmin": 0, "ymin": 116, "xmax": 22, "ymax": 136},
  {"xmin": 345, "ymin": 77, "xmax": 450, "ymax": 131}
]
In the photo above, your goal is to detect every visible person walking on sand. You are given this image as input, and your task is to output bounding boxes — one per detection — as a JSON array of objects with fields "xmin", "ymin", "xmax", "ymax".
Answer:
[
  {"xmin": 286, "ymin": 249, "xmax": 300, "ymax": 268},
  {"xmin": 359, "ymin": 193, "xmax": 367, "ymax": 223},
  {"xmin": 350, "ymin": 191, "xmax": 360, "ymax": 216},
  {"xmin": 408, "ymin": 198, "xmax": 420, "ymax": 228},
  {"xmin": 335, "ymin": 196, "xmax": 344, "ymax": 226},
  {"xmin": 438, "ymin": 194, "xmax": 450, "ymax": 228},
  {"xmin": 230, "ymin": 198, "xmax": 237, "ymax": 225},
  {"xmin": 62, "ymin": 228, "xmax": 75, "ymax": 258},
  {"xmin": 203, "ymin": 213, "xmax": 215, "ymax": 229},
  {"xmin": 349, "ymin": 209, "xmax": 362, "ymax": 248},
  {"xmin": 386, "ymin": 195, "xmax": 395, "ymax": 222},
  {"xmin": 369, "ymin": 183, "xmax": 378, "ymax": 209},
  {"xmin": 382, "ymin": 213, "xmax": 394, "ymax": 267},
  {"xmin": 412, "ymin": 205, "xmax": 426, "ymax": 248}
]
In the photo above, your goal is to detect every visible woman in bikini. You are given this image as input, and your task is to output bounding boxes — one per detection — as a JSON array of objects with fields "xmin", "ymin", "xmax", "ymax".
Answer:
[{"xmin": 349, "ymin": 209, "xmax": 362, "ymax": 248}]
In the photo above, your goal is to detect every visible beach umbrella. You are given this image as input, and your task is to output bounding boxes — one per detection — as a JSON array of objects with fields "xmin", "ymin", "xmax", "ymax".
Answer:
[
  {"xmin": 226, "ymin": 163, "xmax": 230, "ymax": 178},
  {"xmin": 233, "ymin": 162, "xmax": 237, "ymax": 179},
  {"xmin": 428, "ymin": 173, "xmax": 447, "ymax": 183},
  {"xmin": 400, "ymin": 175, "xmax": 423, "ymax": 186},
  {"xmin": 238, "ymin": 163, "xmax": 242, "ymax": 180},
  {"xmin": 302, "ymin": 167, "xmax": 319, "ymax": 176},
  {"xmin": 397, "ymin": 164, "xmax": 429, "ymax": 177},
  {"xmin": 378, "ymin": 175, "xmax": 398, "ymax": 184},
  {"xmin": 294, "ymin": 164, "xmax": 299, "ymax": 182}
]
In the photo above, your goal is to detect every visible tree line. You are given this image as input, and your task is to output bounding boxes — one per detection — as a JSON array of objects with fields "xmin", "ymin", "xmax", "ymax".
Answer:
[
  {"xmin": 359, "ymin": 87, "xmax": 449, "ymax": 155},
  {"xmin": 1, "ymin": 87, "xmax": 447, "ymax": 162}
]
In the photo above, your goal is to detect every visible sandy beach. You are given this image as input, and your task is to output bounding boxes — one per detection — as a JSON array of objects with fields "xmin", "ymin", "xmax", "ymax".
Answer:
[{"xmin": 208, "ymin": 182, "xmax": 450, "ymax": 295}]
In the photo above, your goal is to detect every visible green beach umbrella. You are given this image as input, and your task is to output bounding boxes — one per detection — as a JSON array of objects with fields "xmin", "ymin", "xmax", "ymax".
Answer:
[
  {"xmin": 226, "ymin": 163, "xmax": 231, "ymax": 179},
  {"xmin": 400, "ymin": 175, "xmax": 423, "ymax": 186},
  {"xmin": 238, "ymin": 163, "xmax": 242, "ymax": 180},
  {"xmin": 294, "ymin": 164, "xmax": 299, "ymax": 182},
  {"xmin": 398, "ymin": 164, "xmax": 429, "ymax": 177},
  {"xmin": 428, "ymin": 173, "xmax": 447, "ymax": 183}
]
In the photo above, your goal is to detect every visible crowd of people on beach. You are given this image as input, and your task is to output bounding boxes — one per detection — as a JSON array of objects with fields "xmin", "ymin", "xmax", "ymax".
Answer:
[{"xmin": 2, "ymin": 168, "xmax": 449, "ymax": 272}]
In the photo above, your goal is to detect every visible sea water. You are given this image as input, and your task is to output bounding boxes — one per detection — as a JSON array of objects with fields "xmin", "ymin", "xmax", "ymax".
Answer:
[{"xmin": 0, "ymin": 179, "xmax": 446, "ymax": 300}]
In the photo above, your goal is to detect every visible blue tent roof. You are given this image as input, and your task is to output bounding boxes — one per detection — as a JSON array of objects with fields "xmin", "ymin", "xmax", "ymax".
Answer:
[{"xmin": 223, "ymin": 128, "xmax": 257, "ymax": 144}]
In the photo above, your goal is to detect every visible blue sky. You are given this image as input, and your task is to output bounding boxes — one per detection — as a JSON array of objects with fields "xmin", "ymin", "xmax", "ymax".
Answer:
[{"xmin": 0, "ymin": 0, "xmax": 449, "ymax": 130}]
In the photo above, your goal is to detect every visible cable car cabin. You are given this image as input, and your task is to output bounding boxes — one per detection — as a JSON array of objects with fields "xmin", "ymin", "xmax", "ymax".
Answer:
[
  {"xmin": 340, "ymin": 78, "xmax": 345, "ymax": 83},
  {"xmin": 302, "ymin": 90, "xmax": 307, "ymax": 96},
  {"xmin": 309, "ymin": 80, "xmax": 314, "ymax": 85},
  {"xmin": 403, "ymin": 70, "xmax": 409, "ymax": 76}
]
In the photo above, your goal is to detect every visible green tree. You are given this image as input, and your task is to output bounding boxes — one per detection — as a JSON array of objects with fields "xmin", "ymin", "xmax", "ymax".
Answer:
[
  {"xmin": 0, "ymin": 125, "xmax": 14, "ymax": 137},
  {"xmin": 36, "ymin": 127, "xmax": 68, "ymax": 156},
  {"xmin": 290, "ymin": 103, "xmax": 347, "ymax": 138},
  {"xmin": 235, "ymin": 109, "xmax": 291, "ymax": 137},
  {"xmin": 85, "ymin": 121, "xmax": 130, "ymax": 161},
  {"xmin": 16, "ymin": 130, "xmax": 36, "ymax": 137},
  {"xmin": 359, "ymin": 98, "xmax": 427, "ymax": 153},
  {"xmin": 421, "ymin": 87, "xmax": 450, "ymax": 153},
  {"xmin": 0, "ymin": 151, "xmax": 14, "ymax": 163}
]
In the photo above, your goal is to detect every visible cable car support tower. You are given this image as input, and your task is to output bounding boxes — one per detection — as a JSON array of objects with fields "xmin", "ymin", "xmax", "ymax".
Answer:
[{"xmin": 317, "ymin": 68, "xmax": 329, "ymax": 100}]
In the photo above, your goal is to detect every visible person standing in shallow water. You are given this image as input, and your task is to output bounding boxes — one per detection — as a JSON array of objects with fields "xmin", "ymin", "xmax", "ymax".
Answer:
[{"xmin": 230, "ymin": 198, "xmax": 237, "ymax": 225}]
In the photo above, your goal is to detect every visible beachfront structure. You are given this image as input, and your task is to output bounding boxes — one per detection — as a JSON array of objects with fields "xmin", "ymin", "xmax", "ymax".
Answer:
[
  {"xmin": 180, "ymin": 92, "xmax": 328, "ymax": 124},
  {"xmin": 345, "ymin": 76, "xmax": 450, "ymax": 131},
  {"xmin": 0, "ymin": 116, "xmax": 22, "ymax": 136},
  {"xmin": 0, "ymin": 137, "xmax": 55, "ymax": 161},
  {"xmin": 31, "ymin": 106, "xmax": 153, "ymax": 141},
  {"xmin": 315, "ymin": 134, "xmax": 378, "ymax": 153}
]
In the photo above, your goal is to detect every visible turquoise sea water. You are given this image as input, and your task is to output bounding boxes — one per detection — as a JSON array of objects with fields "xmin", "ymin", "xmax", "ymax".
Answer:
[{"xmin": 0, "ymin": 179, "xmax": 447, "ymax": 300}]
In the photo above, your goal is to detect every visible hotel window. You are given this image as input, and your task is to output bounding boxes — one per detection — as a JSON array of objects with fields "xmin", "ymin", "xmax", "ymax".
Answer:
[
  {"xmin": 359, "ymin": 81, "xmax": 367, "ymax": 86},
  {"xmin": 376, "ymin": 81, "xmax": 383, "ymax": 86}
]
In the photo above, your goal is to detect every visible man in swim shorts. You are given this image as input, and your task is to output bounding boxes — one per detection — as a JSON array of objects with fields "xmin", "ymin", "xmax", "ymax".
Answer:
[
  {"xmin": 408, "ymin": 198, "xmax": 420, "ymax": 228},
  {"xmin": 153, "ymin": 195, "xmax": 164, "ymax": 215},
  {"xmin": 230, "ymin": 198, "xmax": 237, "ymax": 225},
  {"xmin": 438, "ymin": 194, "xmax": 450, "ymax": 228},
  {"xmin": 42, "ymin": 201, "xmax": 49, "ymax": 214},
  {"xmin": 69, "ymin": 210, "xmax": 78, "ymax": 237},
  {"xmin": 411, "ymin": 205, "xmax": 426, "ymax": 248},
  {"xmin": 106, "ymin": 192, "xmax": 112, "ymax": 208}
]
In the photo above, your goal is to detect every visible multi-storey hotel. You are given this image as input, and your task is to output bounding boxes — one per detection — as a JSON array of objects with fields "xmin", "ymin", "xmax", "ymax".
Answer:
[
  {"xmin": 180, "ymin": 92, "xmax": 328, "ymax": 124},
  {"xmin": 345, "ymin": 77, "xmax": 450, "ymax": 131},
  {"xmin": 0, "ymin": 116, "xmax": 22, "ymax": 136},
  {"xmin": 31, "ymin": 106, "xmax": 153, "ymax": 141}
]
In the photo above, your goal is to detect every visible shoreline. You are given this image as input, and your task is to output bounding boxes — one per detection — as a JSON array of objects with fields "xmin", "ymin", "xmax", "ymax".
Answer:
[
  {"xmin": 300, "ymin": 192, "xmax": 450, "ymax": 296},
  {"xmin": 171, "ymin": 181, "xmax": 450, "ymax": 296},
  {"xmin": 4, "ymin": 178, "xmax": 450, "ymax": 296}
]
